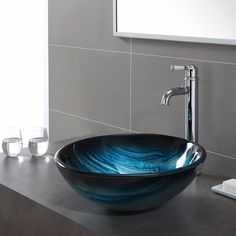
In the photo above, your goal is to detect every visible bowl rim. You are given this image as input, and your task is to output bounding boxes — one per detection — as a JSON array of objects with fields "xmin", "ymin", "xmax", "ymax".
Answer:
[{"xmin": 54, "ymin": 133, "xmax": 207, "ymax": 178}]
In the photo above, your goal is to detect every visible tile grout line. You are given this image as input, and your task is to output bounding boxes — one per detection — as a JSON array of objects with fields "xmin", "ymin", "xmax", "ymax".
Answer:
[
  {"xmin": 50, "ymin": 108, "xmax": 132, "ymax": 132},
  {"xmin": 50, "ymin": 109, "xmax": 236, "ymax": 161},
  {"xmin": 49, "ymin": 42, "xmax": 236, "ymax": 161},
  {"xmin": 129, "ymin": 38, "xmax": 132, "ymax": 133},
  {"xmin": 132, "ymin": 52, "xmax": 236, "ymax": 66},
  {"xmin": 49, "ymin": 43, "xmax": 236, "ymax": 66},
  {"xmin": 207, "ymin": 150, "xmax": 236, "ymax": 161},
  {"xmin": 49, "ymin": 44, "xmax": 130, "ymax": 55}
]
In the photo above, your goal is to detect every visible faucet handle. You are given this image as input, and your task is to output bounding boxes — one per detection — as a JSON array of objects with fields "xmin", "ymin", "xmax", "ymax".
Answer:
[
  {"xmin": 170, "ymin": 64, "xmax": 198, "ymax": 79},
  {"xmin": 170, "ymin": 65, "xmax": 186, "ymax": 71}
]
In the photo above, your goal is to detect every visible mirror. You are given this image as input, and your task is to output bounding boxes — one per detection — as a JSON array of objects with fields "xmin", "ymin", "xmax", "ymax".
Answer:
[{"xmin": 114, "ymin": 0, "xmax": 236, "ymax": 45}]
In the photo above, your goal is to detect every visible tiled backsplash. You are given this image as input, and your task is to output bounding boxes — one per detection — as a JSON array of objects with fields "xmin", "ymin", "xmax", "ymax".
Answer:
[{"xmin": 49, "ymin": 0, "xmax": 236, "ymax": 161}]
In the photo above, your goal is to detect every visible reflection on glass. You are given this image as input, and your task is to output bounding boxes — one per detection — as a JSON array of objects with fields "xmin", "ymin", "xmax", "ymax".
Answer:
[
  {"xmin": 2, "ymin": 128, "xmax": 23, "ymax": 157},
  {"xmin": 176, "ymin": 143, "xmax": 193, "ymax": 168},
  {"xmin": 28, "ymin": 127, "xmax": 48, "ymax": 157}
]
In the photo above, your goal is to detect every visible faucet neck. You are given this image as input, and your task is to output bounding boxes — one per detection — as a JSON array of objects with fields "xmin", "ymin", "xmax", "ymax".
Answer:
[
  {"xmin": 185, "ymin": 74, "xmax": 198, "ymax": 143},
  {"xmin": 184, "ymin": 65, "xmax": 198, "ymax": 80},
  {"xmin": 168, "ymin": 64, "xmax": 199, "ymax": 143}
]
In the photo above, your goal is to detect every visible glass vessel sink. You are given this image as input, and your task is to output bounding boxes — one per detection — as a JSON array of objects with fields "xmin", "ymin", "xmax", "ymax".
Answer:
[{"xmin": 55, "ymin": 134, "xmax": 206, "ymax": 212}]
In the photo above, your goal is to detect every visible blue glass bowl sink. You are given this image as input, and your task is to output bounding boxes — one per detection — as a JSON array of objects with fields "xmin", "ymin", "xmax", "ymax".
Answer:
[{"xmin": 55, "ymin": 134, "xmax": 206, "ymax": 212}]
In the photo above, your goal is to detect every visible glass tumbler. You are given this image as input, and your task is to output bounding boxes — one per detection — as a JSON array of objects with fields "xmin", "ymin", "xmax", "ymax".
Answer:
[
  {"xmin": 28, "ymin": 127, "xmax": 48, "ymax": 157},
  {"xmin": 2, "ymin": 128, "xmax": 23, "ymax": 157}
]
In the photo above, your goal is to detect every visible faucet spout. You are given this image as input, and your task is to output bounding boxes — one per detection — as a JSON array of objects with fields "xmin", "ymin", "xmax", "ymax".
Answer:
[{"xmin": 161, "ymin": 87, "xmax": 189, "ymax": 106}]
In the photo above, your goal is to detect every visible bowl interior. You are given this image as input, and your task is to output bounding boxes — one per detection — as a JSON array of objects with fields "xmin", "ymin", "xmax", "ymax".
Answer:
[{"xmin": 57, "ymin": 134, "xmax": 205, "ymax": 175}]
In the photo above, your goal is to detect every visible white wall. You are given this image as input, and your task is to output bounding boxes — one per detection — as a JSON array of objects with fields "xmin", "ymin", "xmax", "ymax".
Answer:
[{"xmin": 0, "ymin": 0, "xmax": 48, "ymax": 146}]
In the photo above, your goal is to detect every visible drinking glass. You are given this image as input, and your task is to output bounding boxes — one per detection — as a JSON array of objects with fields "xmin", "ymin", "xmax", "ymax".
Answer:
[
  {"xmin": 28, "ymin": 127, "xmax": 48, "ymax": 157},
  {"xmin": 2, "ymin": 128, "xmax": 23, "ymax": 157}
]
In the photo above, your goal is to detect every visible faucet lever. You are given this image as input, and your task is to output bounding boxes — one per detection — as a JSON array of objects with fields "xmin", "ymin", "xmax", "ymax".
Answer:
[
  {"xmin": 170, "ymin": 64, "xmax": 198, "ymax": 79},
  {"xmin": 170, "ymin": 65, "xmax": 186, "ymax": 71}
]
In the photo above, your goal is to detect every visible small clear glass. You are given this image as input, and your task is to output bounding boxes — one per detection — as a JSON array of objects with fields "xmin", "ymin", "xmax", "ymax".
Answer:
[
  {"xmin": 28, "ymin": 127, "xmax": 48, "ymax": 157},
  {"xmin": 2, "ymin": 128, "xmax": 23, "ymax": 157}
]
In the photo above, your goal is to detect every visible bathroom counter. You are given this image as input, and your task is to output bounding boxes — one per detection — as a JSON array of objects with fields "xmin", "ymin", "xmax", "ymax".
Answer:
[{"xmin": 0, "ymin": 138, "xmax": 236, "ymax": 236}]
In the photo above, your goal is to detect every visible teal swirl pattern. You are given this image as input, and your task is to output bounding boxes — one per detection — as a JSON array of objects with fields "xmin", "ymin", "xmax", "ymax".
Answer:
[{"xmin": 55, "ymin": 134, "xmax": 206, "ymax": 212}]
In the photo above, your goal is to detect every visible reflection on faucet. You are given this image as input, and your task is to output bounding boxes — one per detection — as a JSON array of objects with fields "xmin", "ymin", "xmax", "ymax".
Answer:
[
  {"xmin": 160, "ymin": 65, "xmax": 199, "ymax": 143},
  {"xmin": 161, "ymin": 87, "xmax": 189, "ymax": 106}
]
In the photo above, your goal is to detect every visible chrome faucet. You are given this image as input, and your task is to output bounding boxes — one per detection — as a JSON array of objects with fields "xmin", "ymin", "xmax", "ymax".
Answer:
[{"xmin": 161, "ymin": 65, "xmax": 199, "ymax": 143}]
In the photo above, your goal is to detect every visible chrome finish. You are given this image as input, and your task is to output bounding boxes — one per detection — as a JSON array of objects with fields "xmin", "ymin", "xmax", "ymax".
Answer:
[
  {"xmin": 160, "ymin": 87, "xmax": 189, "ymax": 106},
  {"xmin": 161, "ymin": 65, "xmax": 199, "ymax": 143}
]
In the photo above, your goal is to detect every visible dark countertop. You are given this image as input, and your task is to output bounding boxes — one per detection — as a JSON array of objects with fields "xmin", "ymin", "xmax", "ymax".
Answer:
[{"xmin": 0, "ymin": 138, "xmax": 236, "ymax": 236}]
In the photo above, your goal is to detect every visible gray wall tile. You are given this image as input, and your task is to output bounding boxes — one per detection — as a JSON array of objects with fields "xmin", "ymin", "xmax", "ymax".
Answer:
[
  {"xmin": 49, "ymin": 0, "xmax": 130, "ymax": 51},
  {"xmin": 132, "ymin": 39, "xmax": 236, "ymax": 63},
  {"xmin": 201, "ymin": 153, "xmax": 236, "ymax": 178},
  {"xmin": 131, "ymin": 55, "xmax": 185, "ymax": 137},
  {"xmin": 49, "ymin": 0, "xmax": 236, "ymax": 162},
  {"xmin": 49, "ymin": 46, "xmax": 130, "ymax": 129},
  {"xmin": 198, "ymin": 62, "xmax": 236, "ymax": 156},
  {"xmin": 132, "ymin": 54, "xmax": 236, "ymax": 157},
  {"xmin": 49, "ymin": 110, "xmax": 126, "ymax": 143}
]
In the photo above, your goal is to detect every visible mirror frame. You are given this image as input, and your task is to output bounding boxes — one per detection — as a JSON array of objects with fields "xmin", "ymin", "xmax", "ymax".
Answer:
[{"xmin": 113, "ymin": 0, "xmax": 236, "ymax": 46}]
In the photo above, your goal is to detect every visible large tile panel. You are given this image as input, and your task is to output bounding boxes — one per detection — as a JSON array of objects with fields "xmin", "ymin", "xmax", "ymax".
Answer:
[
  {"xmin": 49, "ymin": 0, "xmax": 129, "ymax": 51},
  {"xmin": 131, "ymin": 54, "xmax": 236, "ymax": 158},
  {"xmin": 49, "ymin": 46, "xmax": 130, "ymax": 129},
  {"xmin": 49, "ymin": 110, "xmax": 126, "ymax": 143},
  {"xmin": 199, "ymin": 62, "xmax": 236, "ymax": 157},
  {"xmin": 131, "ymin": 55, "xmax": 185, "ymax": 137},
  {"xmin": 132, "ymin": 39, "xmax": 236, "ymax": 64},
  {"xmin": 202, "ymin": 152, "xmax": 236, "ymax": 178}
]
